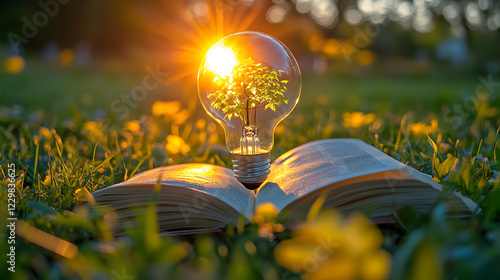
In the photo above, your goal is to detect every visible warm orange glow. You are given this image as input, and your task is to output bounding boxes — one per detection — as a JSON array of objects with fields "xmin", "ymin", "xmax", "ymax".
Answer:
[
  {"xmin": 4, "ymin": 55, "xmax": 25, "ymax": 73},
  {"xmin": 184, "ymin": 165, "xmax": 218, "ymax": 176},
  {"xmin": 16, "ymin": 220, "xmax": 78, "ymax": 259},
  {"xmin": 205, "ymin": 45, "xmax": 237, "ymax": 77},
  {"xmin": 232, "ymin": 147, "xmax": 268, "ymax": 154},
  {"xmin": 119, "ymin": 1, "xmax": 280, "ymax": 85}
]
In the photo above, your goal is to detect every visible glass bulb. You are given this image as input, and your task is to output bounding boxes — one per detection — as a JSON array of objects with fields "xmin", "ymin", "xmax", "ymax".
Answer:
[{"xmin": 197, "ymin": 31, "xmax": 301, "ymax": 188}]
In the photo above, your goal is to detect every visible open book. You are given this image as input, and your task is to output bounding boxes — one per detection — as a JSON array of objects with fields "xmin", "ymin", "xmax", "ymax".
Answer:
[{"xmin": 93, "ymin": 139, "xmax": 477, "ymax": 236}]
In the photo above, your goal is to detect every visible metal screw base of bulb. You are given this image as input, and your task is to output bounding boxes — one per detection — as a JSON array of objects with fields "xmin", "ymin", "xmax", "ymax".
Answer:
[{"xmin": 232, "ymin": 153, "xmax": 271, "ymax": 190}]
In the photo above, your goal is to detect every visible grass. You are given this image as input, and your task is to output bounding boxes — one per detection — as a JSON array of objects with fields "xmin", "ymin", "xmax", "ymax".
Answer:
[{"xmin": 0, "ymin": 61, "xmax": 499, "ymax": 279}]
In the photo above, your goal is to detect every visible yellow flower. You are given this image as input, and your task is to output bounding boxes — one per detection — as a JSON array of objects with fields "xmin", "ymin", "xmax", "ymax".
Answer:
[
  {"xmin": 165, "ymin": 135, "xmax": 190, "ymax": 155},
  {"xmin": 410, "ymin": 120, "xmax": 438, "ymax": 136},
  {"xmin": 253, "ymin": 202, "xmax": 279, "ymax": 224},
  {"xmin": 356, "ymin": 50, "xmax": 375, "ymax": 66},
  {"xmin": 83, "ymin": 121, "xmax": 100, "ymax": 132},
  {"xmin": 343, "ymin": 112, "xmax": 376, "ymax": 128},
  {"xmin": 165, "ymin": 242, "xmax": 190, "ymax": 263},
  {"xmin": 360, "ymin": 250, "xmax": 391, "ymax": 280},
  {"xmin": 173, "ymin": 109, "xmax": 191, "ymax": 124},
  {"xmin": 196, "ymin": 118, "xmax": 206, "ymax": 130},
  {"xmin": 4, "ymin": 55, "xmax": 25, "ymax": 73},
  {"xmin": 323, "ymin": 38, "xmax": 341, "ymax": 57},
  {"xmin": 152, "ymin": 101, "xmax": 181, "ymax": 117},
  {"xmin": 275, "ymin": 237, "xmax": 321, "ymax": 271},
  {"xmin": 253, "ymin": 203, "xmax": 284, "ymax": 239},
  {"xmin": 341, "ymin": 214, "xmax": 383, "ymax": 256},
  {"xmin": 308, "ymin": 255, "xmax": 356, "ymax": 280},
  {"xmin": 82, "ymin": 121, "xmax": 103, "ymax": 141},
  {"xmin": 124, "ymin": 120, "xmax": 140, "ymax": 132},
  {"xmin": 39, "ymin": 127, "xmax": 53, "ymax": 139},
  {"xmin": 410, "ymin": 242, "xmax": 442, "ymax": 280},
  {"xmin": 274, "ymin": 210, "xmax": 390, "ymax": 280},
  {"xmin": 59, "ymin": 48, "xmax": 74, "ymax": 66}
]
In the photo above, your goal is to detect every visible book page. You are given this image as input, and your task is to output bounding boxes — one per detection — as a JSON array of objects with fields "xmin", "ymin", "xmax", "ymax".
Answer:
[
  {"xmin": 401, "ymin": 165, "xmax": 479, "ymax": 213},
  {"xmin": 256, "ymin": 139, "xmax": 407, "ymax": 210},
  {"xmin": 94, "ymin": 163, "xmax": 255, "ymax": 220}
]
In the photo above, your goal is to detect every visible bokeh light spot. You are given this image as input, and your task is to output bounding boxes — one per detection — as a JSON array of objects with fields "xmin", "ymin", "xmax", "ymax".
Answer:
[{"xmin": 267, "ymin": 5, "xmax": 287, "ymax": 23}]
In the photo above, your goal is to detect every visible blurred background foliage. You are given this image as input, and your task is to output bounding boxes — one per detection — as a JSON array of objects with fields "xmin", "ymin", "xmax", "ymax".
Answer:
[
  {"xmin": 1, "ymin": 0, "xmax": 500, "ymax": 118},
  {"xmin": 1, "ymin": 0, "xmax": 500, "ymax": 279}
]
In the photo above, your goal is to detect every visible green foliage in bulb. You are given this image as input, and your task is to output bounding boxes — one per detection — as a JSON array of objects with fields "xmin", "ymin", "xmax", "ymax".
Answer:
[{"xmin": 208, "ymin": 57, "xmax": 289, "ymax": 123}]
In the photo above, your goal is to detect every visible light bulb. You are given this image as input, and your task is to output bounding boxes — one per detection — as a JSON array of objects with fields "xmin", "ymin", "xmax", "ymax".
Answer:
[{"xmin": 198, "ymin": 31, "xmax": 301, "ymax": 189}]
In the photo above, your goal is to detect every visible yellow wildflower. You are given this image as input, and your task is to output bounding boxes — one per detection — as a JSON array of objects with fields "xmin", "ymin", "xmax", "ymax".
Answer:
[
  {"xmin": 274, "ymin": 210, "xmax": 391, "ymax": 280},
  {"xmin": 308, "ymin": 255, "xmax": 356, "ymax": 280},
  {"xmin": 410, "ymin": 120, "xmax": 438, "ymax": 136},
  {"xmin": 165, "ymin": 135, "xmax": 190, "ymax": 155},
  {"xmin": 82, "ymin": 121, "xmax": 103, "ymax": 141},
  {"xmin": 218, "ymin": 245, "xmax": 228, "ymax": 257},
  {"xmin": 59, "ymin": 48, "xmax": 74, "ymax": 66},
  {"xmin": 245, "ymin": 241, "xmax": 257, "ymax": 254},
  {"xmin": 341, "ymin": 214, "xmax": 383, "ymax": 256},
  {"xmin": 124, "ymin": 120, "xmax": 140, "ymax": 132},
  {"xmin": 356, "ymin": 50, "xmax": 375, "ymax": 66},
  {"xmin": 253, "ymin": 203, "xmax": 284, "ymax": 239},
  {"xmin": 152, "ymin": 101, "xmax": 181, "ymax": 117},
  {"xmin": 165, "ymin": 242, "xmax": 190, "ymax": 263},
  {"xmin": 173, "ymin": 109, "xmax": 191, "ymax": 125},
  {"xmin": 323, "ymin": 38, "xmax": 341, "ymax": 57},
  {"xmin": 4, "ymin": 55, "xmax": 25, "ymax": 73},
  {"xmin": 83, "ymin": 121, "xmax": 100, "ymax": 132},
  {"xmin": 361, "ymin": 250, "xmax": 392, "ymax": 280},
  {"xmin": 343, "ymin": 112, "xmax": 376, "ymax": 128},
  {"xmin": 39, "ymin": 127, "xmax": 53, "ymax": 139},
  {"xmin": 410, "ymin": 242, "xmax": 442, "ymax": 280},
  {"xmin": 253, "ymin": 202, "xmax": 279, "ymax": 224},
  {"xmin": 196, "ymin": 118, "xmax": 206, "ymax": 130}
]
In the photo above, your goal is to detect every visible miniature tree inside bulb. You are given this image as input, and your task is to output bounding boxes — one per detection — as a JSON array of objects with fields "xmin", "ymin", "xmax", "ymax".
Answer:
[{"xmin": 198, "ymin": 32, "xmax": 301, "ymax": 188}]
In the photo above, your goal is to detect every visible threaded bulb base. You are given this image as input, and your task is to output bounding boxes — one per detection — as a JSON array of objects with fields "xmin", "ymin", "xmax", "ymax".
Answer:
[{"xmin": 232, "ymin": 153, "xmax": 271, "ymax": 190}]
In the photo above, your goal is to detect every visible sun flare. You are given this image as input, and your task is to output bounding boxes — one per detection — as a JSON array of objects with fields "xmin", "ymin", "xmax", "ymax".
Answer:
[{"xmin": 205, "ymin": 45, "xmax": 237, "ymax": 77}]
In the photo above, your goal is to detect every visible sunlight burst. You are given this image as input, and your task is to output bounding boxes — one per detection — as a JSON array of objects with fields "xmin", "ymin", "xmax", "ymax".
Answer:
[{"xmin": 205, "ymin": 45, "xmax": 237, "ymax": 77}]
